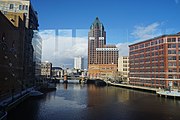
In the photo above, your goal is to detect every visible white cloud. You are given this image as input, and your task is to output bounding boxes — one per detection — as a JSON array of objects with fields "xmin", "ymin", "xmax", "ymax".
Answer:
[
  {"xmin": 39, "ymin": 30, "xmax": 88, "ymax": 68},
  {"xmin": 116, "ymin": 22, "xmax": 163, "ymax": 56},
  {"xmin": 131, "ymin": 22, "xmax": 162, "ymax": 41},
  {"xmin": 116, "ymin": 42, "xmax": 130, "ymax": 56},
  {"xmin": 39, "ymin": 22, "xmax": 164, "ymax": 67}
]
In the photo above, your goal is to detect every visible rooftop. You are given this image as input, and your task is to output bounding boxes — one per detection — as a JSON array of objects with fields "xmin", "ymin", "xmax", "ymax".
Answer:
[
  {"xmin": 90, "ymin": 17, "xmax": 104, "ymax": 30},
  {"xmin": 129, "ymin": 32, "xmax": 180, "ymax": 47}
]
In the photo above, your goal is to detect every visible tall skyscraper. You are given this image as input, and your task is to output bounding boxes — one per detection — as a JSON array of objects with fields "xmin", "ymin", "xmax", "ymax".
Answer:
[
  {"xmin": 88, "ymin": 17, "xmax": 106, "ymax": 65},
  {"xmin": 88, "ymin": 17, "xmax": 119, "ymax": 79},
  {"xmin": 74, "ymin": 56, "xmax": 84, "ymax": 70}
]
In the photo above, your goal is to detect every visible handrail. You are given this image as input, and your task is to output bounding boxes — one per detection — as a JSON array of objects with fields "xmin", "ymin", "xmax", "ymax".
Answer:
[{"xmin": 0, "ymin": 111, "xmax": 7, "ymax": 120}]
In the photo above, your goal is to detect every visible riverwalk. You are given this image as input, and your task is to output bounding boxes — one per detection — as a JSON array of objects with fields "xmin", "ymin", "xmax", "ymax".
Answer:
[
  {"xmin": 0, "ymin": 87, "xmax": 34, "ymax": 110},
  {"xmin": 0, "ymin": 87, "xmax": 35, "ymax": 120},
  {"xmin": 108, "ymin": 82, "xmax": 158, "ymax": 93},
  {"xmin": 108, "ymin": 82, "xmax": 180, "ymax": 99}
]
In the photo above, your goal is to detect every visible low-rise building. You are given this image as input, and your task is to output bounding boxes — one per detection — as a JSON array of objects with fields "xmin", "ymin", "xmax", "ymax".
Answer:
[
  {"xmin": 118, "ymin": 56, "xmax": 129, "ymax": 82},
  {"xmin": 52, "ymin": 67, "xmax": 63, "ymax": 78},
  {"xmin": 129, "ymin": 33, "xmax": 180, "ymax": 89},
  {"xmin": 41, "ymin": 61, "xmax": 52, "ymax": 78}
]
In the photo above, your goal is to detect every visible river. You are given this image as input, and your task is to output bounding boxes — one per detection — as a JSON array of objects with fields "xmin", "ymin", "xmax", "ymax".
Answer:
[{"xmin": 7, "ymin": 81, "xmax": 180, "ymax": 120}]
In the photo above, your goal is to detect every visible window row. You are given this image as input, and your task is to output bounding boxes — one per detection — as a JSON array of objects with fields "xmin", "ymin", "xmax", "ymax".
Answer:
[{"xmin": 9, "ymin": 4, "xmax": 28, "ymax": 11}]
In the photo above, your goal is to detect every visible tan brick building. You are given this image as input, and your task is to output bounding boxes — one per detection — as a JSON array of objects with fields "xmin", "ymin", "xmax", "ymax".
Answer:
[
  {"xmin": 118, "ymin": 56, "xmax": 129, "ymax": 82},
  {"xmin": 129, "ymin": 33, "xmax": 180, "ymax": 89}
]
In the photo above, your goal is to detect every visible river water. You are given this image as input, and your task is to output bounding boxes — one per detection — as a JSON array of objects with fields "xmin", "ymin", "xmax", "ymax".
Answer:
[{"xmin": 7, "ymin": 81, "xmax": 180, "ymax": 120}]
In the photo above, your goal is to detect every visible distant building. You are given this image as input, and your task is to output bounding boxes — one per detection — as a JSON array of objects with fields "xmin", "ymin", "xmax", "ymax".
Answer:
[
  {"xmin": 41, "ymin": 61, "xmax": 52, "ymax": 78},
  {"xmin": 129, "ymin": 33, "xmax": 180, "ymax": 88},
  {"xmin": 74, "ymin": 56, "xmax": 84, "ymax": 70},
  {"xmin": 118, "ymin": 56, "xmax": 129, "ymax": 82},
  {"xmin": 88, "ymin": 17, "xmax": 119, "ymax": 79},
  {"xmin": 52, "ymin": 67, "xmax": 63, "ymax": 78}
]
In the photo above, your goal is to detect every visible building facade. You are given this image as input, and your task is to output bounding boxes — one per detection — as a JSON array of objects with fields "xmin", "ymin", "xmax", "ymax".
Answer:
[
  {"xmin": 41, "ymin": 61, "xmax": 52, "ymax": 78},
  {"xmin": 74, "ymin": 56, "xmax": 84, "ymax": 70},
  {"xmin": 52, "ymin": 67, "xmax": 63, "ymax": 78},
  {"xmin": 0, "ymin": 11, "xmax": 26, "ymax": 99},
  {"xmin": 0, "ymin": 0, "xmax": 39, "ymax": 87},
  {"xmin": 32, "ymin": 30, "xmax": 42, "ymax": 79},
  {"xmin": 0, "ymin": 0, "xmax": 38, "ymax": 29},
  {"xmin": 129, "ymin": 33, "xmax": 180, "ymax": 89},
  {"xmin": 88, "ymin": 17, "xmax": 119, "ymax": 79},
  {"xmin": 0, "ymin": 0, "xmax": 39, "ymax": 100},
  {"xmin": 118, "ymin": 56, "xmax": 129, "ymax": 82}
]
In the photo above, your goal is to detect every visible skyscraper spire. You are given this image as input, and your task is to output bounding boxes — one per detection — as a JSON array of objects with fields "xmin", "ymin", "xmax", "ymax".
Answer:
[
  {"xmin": 90, "ymin": 17, "xmax": 104, "ymax": 30},
  {"xmin": 88, "ymin": 17, "xmax": 118, "ymax": 79}
]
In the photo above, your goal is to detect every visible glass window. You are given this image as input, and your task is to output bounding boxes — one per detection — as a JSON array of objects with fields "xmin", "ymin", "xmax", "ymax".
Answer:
[
  {"xmin": 168, "ymin": 50, "xmax": 176, "ymax": 54},
  {"xmin": 25, "ymin": 5, "xmax": 28, "ymax": 10},
  {"xmin": 168, "ymin": 56, "xmax": 176, "ymax": 60},
  {"xmin": 19, "ymin": 5, "xmax": 22, "ymax": 10},
  {"xmin": 159, "ymin": 39, "xmax": 164, "ymax": 43},
  {"xmin": 167, "ymin": 38, "xmax": 171, "ymax": 42},
  {"xmin": 168, "ymin": 75, "xmax": 173, "ymax": 78},
  {"xmin": 178, "ymin": 38, "xmax": 180, "ymax": 42},
  {"xmin": 168, "ymin": 44, "xmax": 176, "ymax": 48},
  {"xmin": 9, "ymin": 4, "xmax": 14, "ymax": 9},
  {"xmin": 172, "ymin": 38, "xmax": 176, "ymax": 42}
]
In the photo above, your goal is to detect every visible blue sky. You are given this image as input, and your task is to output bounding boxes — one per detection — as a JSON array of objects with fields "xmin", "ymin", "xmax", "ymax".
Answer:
[
  {"xmin": 31, "ymin": 0, "xmax": 180, "ymax": 38},
  {"xmin": 31, "ymin": 0, "xmax": 180, "ymax": 67}
]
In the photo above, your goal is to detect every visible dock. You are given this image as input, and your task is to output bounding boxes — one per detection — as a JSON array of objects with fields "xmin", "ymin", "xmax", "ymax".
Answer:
[
  {"xmin": 108, "ymin": 82, "xmax": 158, "ymax": 93},
  {"xmin": 108, "ymin": 82, "xmax": 180, "ymax": 99},
  {"xmin": 156, "ymin": 90, "xmax": 180, "ymax": 99}
]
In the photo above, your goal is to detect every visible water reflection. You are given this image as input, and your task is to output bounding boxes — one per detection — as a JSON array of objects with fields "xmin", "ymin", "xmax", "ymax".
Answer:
[{"xmin": 7, "ymin": 84, "xmax": 180, "ymax": 120}]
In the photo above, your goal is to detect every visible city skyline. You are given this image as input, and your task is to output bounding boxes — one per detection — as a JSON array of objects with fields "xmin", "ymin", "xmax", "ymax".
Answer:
[{"xmin": 30, "ymin": 0, "xmax": 180, "ymax": 67}]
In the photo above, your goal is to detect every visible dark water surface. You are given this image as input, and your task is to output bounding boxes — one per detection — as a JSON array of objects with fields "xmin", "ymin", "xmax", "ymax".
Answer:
[{"xmin": 7, "ymin": 82, "xmax": 180, "ymax": 120}]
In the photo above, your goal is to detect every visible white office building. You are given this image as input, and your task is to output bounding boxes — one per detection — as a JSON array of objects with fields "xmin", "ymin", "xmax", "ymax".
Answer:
[
  {"xmin": 118, "ymin": 56, "xmax": 129, "ymax": 81},
  {"xmin": 74, "ymin": 57, "xmax": 84, "ymax": 70}
]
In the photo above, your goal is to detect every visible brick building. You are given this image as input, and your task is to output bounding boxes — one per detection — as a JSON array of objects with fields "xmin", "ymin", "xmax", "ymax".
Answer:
[
  {"xmin": 0, "ymin": 11, "xmax": 26, "ymax": 99},
  {"xmin": 129, "ymin": 33, "xmax": 180, "ymax": 89},
  {"xmin": 88, "ymin": 17, "xmax": 119, "ymax": 79}
]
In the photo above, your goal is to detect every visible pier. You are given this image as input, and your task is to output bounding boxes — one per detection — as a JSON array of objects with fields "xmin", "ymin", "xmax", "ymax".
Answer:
[
  {"xmin": 156, "ymin": 90, "xmax": 180, "ymax": 99},
  {"xmin": 108, "ymin": 82, "xmax": 158, "ymax": 93},
  {"xmin": 108, "ymin": 82, "xmax": 180, "ymax": 99}
]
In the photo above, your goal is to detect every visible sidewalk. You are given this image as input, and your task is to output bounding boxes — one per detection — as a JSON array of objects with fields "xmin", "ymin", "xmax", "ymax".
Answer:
[
  {"xmin": 0, "ymin": 87, "xmax": 34, "ymax": 109},
  {"xmin": 108, "ymin": 82, "xmax": 158, "ymax": 93}
]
